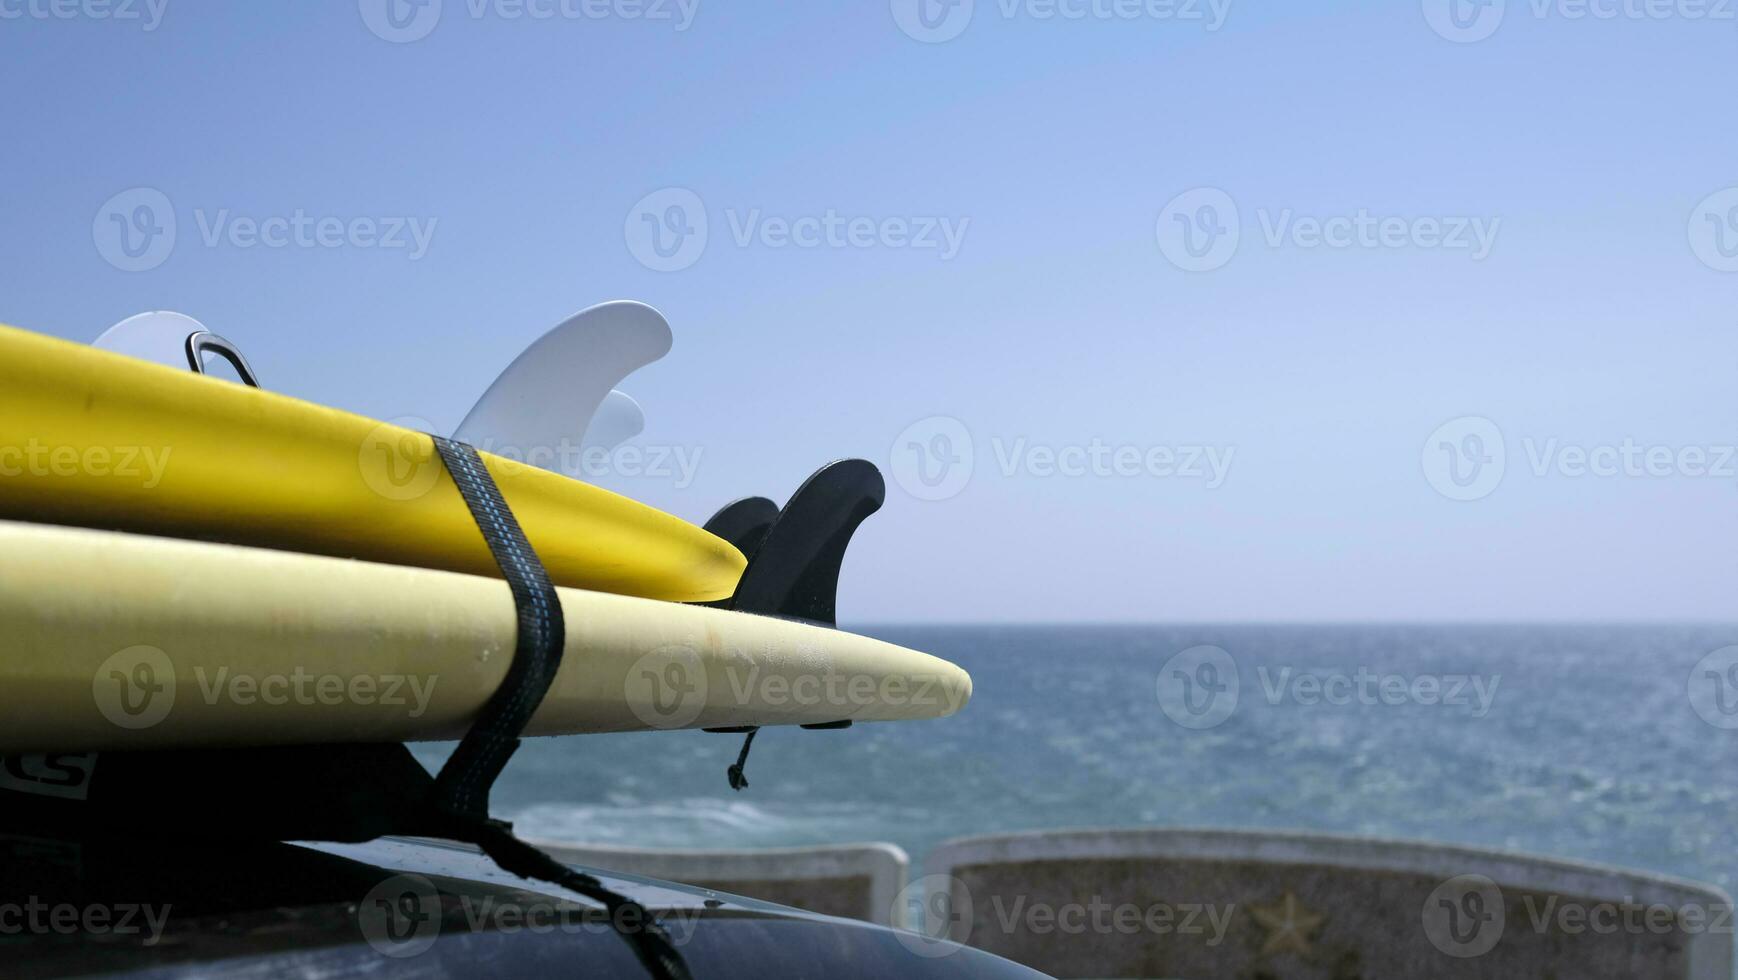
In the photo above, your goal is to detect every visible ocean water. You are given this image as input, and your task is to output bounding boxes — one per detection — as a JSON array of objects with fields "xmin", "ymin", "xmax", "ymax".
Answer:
[{"xmin": 416, "ymin": 624, "xmax": 1738, "ymax": 894}]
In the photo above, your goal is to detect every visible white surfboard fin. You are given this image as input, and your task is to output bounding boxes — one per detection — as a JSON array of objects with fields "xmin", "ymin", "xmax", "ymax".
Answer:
[
  {"xmin": 583, "ymin": 389, "xmax": 647, "ymax": 454},
  {"xmin": 93, "ymin": 311, "xmax": 209, "ymax": 368},
  {"xmin": 453, "ymin": 300, "xmax": 671, "ymax": 477}
]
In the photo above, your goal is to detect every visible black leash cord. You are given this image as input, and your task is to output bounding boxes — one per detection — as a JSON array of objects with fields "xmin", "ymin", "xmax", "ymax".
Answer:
[
  {"xmin": 428, "ymin": 436, "xmax": 692, "ymax": 980},
  {"xmin": 726, "ymin": 727, "xmax": 759, "ymax": 791}
]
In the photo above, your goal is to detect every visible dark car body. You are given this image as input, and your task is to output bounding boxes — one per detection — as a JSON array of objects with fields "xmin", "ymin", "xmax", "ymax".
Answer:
[{"xmin": 0, "ymin": 833, "xmax": 1048, "ymax": 979}]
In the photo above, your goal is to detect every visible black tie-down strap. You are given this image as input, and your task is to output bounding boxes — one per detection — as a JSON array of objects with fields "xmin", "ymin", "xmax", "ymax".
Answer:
[
  {"xmin": 427, "ymin": 436, "xmax": 564, "ymax": 820},
  {"xmin": 427, "ymin": 436, "xmax": 691, "ymax": 980}
]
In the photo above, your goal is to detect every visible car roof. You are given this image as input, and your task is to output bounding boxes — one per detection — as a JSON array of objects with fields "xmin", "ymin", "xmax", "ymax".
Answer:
[{"xmin": 1, "ymin": 833, "xmax": 1050, "ymax": 979}]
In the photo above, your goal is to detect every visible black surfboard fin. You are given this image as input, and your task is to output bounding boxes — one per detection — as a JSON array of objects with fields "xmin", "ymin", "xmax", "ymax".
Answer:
[
  {"xmin": 702, "ymin": 496, "xmax": 781, "ymax": 563},
  {"xmin": 701, "ymin": 460, "xmax": 885, "ymax": 790},
  {"xmin": 725, "ymin": 459, "xmax": 885, "ymax": 627}
]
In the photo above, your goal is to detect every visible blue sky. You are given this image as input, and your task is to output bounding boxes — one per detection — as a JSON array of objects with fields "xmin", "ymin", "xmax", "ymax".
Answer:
[{"xmin": 2, "ymin": 1, "xmax": 1736, "ymax": 621}]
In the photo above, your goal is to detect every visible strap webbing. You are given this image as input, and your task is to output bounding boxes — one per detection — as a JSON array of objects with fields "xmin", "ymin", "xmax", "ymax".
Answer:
[
  {"xmin": 429, "ymin": 436, "xmax": 564, "ymax": 819},
  {"xmin": 425, "ymin": 436, "xmax": 690, "ymax": 980}
]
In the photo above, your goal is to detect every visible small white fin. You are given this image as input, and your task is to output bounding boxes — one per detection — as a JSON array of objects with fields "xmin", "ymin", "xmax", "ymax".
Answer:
[
  {"xmin": 453, "ymin": 300, "xmax": 671, "ymax": 478},
  {"xmin": 584, "ymin": 389, "xmax": 647, "ymax": 454},
  {"xmin": 92, "ymin": 311, "xmax": 209, "ymax": 369}
]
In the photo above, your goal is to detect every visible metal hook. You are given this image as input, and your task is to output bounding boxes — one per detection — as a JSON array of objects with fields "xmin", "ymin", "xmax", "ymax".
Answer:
[{"xmin": 184, "ymin": 331, "xmax": 261, "ymax": 388}]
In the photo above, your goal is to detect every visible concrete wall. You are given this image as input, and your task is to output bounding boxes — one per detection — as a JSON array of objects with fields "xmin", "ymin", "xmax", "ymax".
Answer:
[
  {"xmin": 923, "ymin": 828, "xmax": 1735, "ymax": 980},
  {"xmin": 527, "ymin": 829, "xmax": 1733, "ymax": 978}
]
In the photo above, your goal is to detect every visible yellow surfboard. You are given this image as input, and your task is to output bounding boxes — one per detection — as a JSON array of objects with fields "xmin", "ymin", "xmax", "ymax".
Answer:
[
  {"xmin": 0, "ymin": 324, "xmax": 744, "ymax": 602},
  {"xmin": 0, "ymin": 522, "xmax": 971, "ymax": 753}
]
